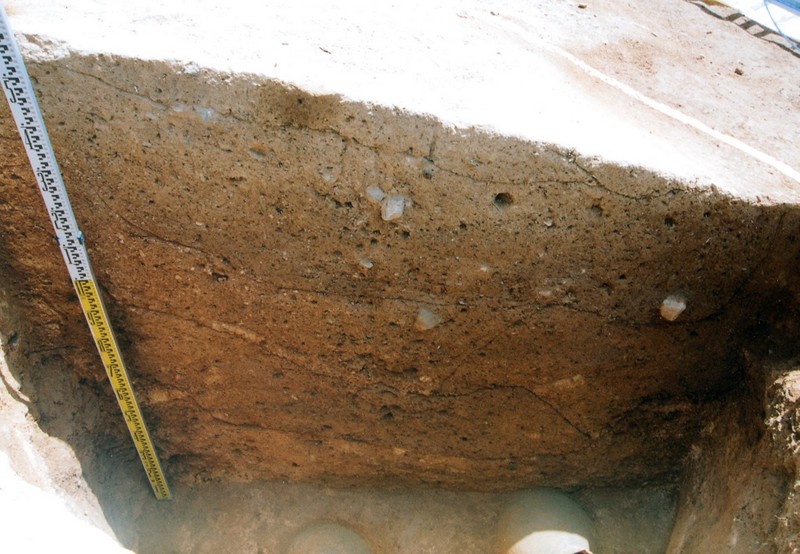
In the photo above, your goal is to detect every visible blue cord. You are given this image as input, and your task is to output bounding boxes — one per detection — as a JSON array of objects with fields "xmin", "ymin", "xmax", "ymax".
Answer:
[
  {"xmin": 764, "ymin": 0, "xmax": 800, "ymax": 53},
  {"xmin": 769, "ymin": 0, "xmax": 800, "ymax": 12}
]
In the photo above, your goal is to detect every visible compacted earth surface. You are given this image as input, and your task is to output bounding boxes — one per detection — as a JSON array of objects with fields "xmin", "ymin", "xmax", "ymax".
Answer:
[{"xmin": 0, "ymin": 0, "xmax": 799, "ymax": 552}]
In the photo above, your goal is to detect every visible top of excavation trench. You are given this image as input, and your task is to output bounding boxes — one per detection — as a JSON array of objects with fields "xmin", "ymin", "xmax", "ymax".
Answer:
[{"xmin": 5, "ymin": 0, "xmax": 799, "ymax": 204}]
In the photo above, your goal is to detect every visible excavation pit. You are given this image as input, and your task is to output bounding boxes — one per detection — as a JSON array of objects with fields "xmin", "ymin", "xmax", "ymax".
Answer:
[{"xmin": 1, "ymin": 1, "xmax": 799, "ymax": 552}]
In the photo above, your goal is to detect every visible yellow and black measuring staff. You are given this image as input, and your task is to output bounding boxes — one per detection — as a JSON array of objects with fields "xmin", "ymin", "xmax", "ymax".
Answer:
[{"xmin": 0, "ymin": 5, "xmax": 171, "ymax": 500}]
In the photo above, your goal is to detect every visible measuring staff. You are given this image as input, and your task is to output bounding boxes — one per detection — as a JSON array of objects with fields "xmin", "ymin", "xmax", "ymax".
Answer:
[{"xmin": 0, "ymin": 4, "xmax": 171, "ymax": 500}]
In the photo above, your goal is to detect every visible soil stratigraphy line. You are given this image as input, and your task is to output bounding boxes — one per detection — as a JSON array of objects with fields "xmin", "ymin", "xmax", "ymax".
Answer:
[
  {"xmin": 504, "ymin": 384, "xmax": 593, "ymax": 440},
  {"xmin": 127, "ymin": 303, "xmax": 334, "ymax": 381},
  {"xmin": 414, "ymin": 384, "xmax": 592, "ymax": 440},
  {"xmin": 92, "ymin": 193, "xmax": 239, "ymax": 275},
  {"xmin": 275, "ymin": 285, "xmax": 454, "ymax": 308},
  {"xmin": 58, "ymin": 66, "xmax": 169, "ymax": 111}
]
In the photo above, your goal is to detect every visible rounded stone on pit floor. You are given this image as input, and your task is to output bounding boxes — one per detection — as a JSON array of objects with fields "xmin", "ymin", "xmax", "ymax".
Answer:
[
  {"xmin": 285, "ymin": 522, "xmax": 372, "ymax": 554},
  {"xmin": 496, "ymin": 488, "xmax": 596, "ymax": 554}
]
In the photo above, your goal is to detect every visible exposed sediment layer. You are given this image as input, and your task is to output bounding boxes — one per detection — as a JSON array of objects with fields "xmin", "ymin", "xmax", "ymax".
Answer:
[
  {"xmin": 668, "ymin": 352, "xmax": 800, "ymax": 553},
  {"xmin": 1, "ymin": 0, "xmax": 799, "ymax": 493},
  {"xmin": 2, "ymin": 54, "xmax": 799, "ymax": 489}
]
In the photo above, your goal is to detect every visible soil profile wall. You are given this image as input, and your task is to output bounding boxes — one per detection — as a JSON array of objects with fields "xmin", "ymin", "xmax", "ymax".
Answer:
[{"xmin": 2, "ymin": 51, "xmax": 799, "ymax": 490}]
